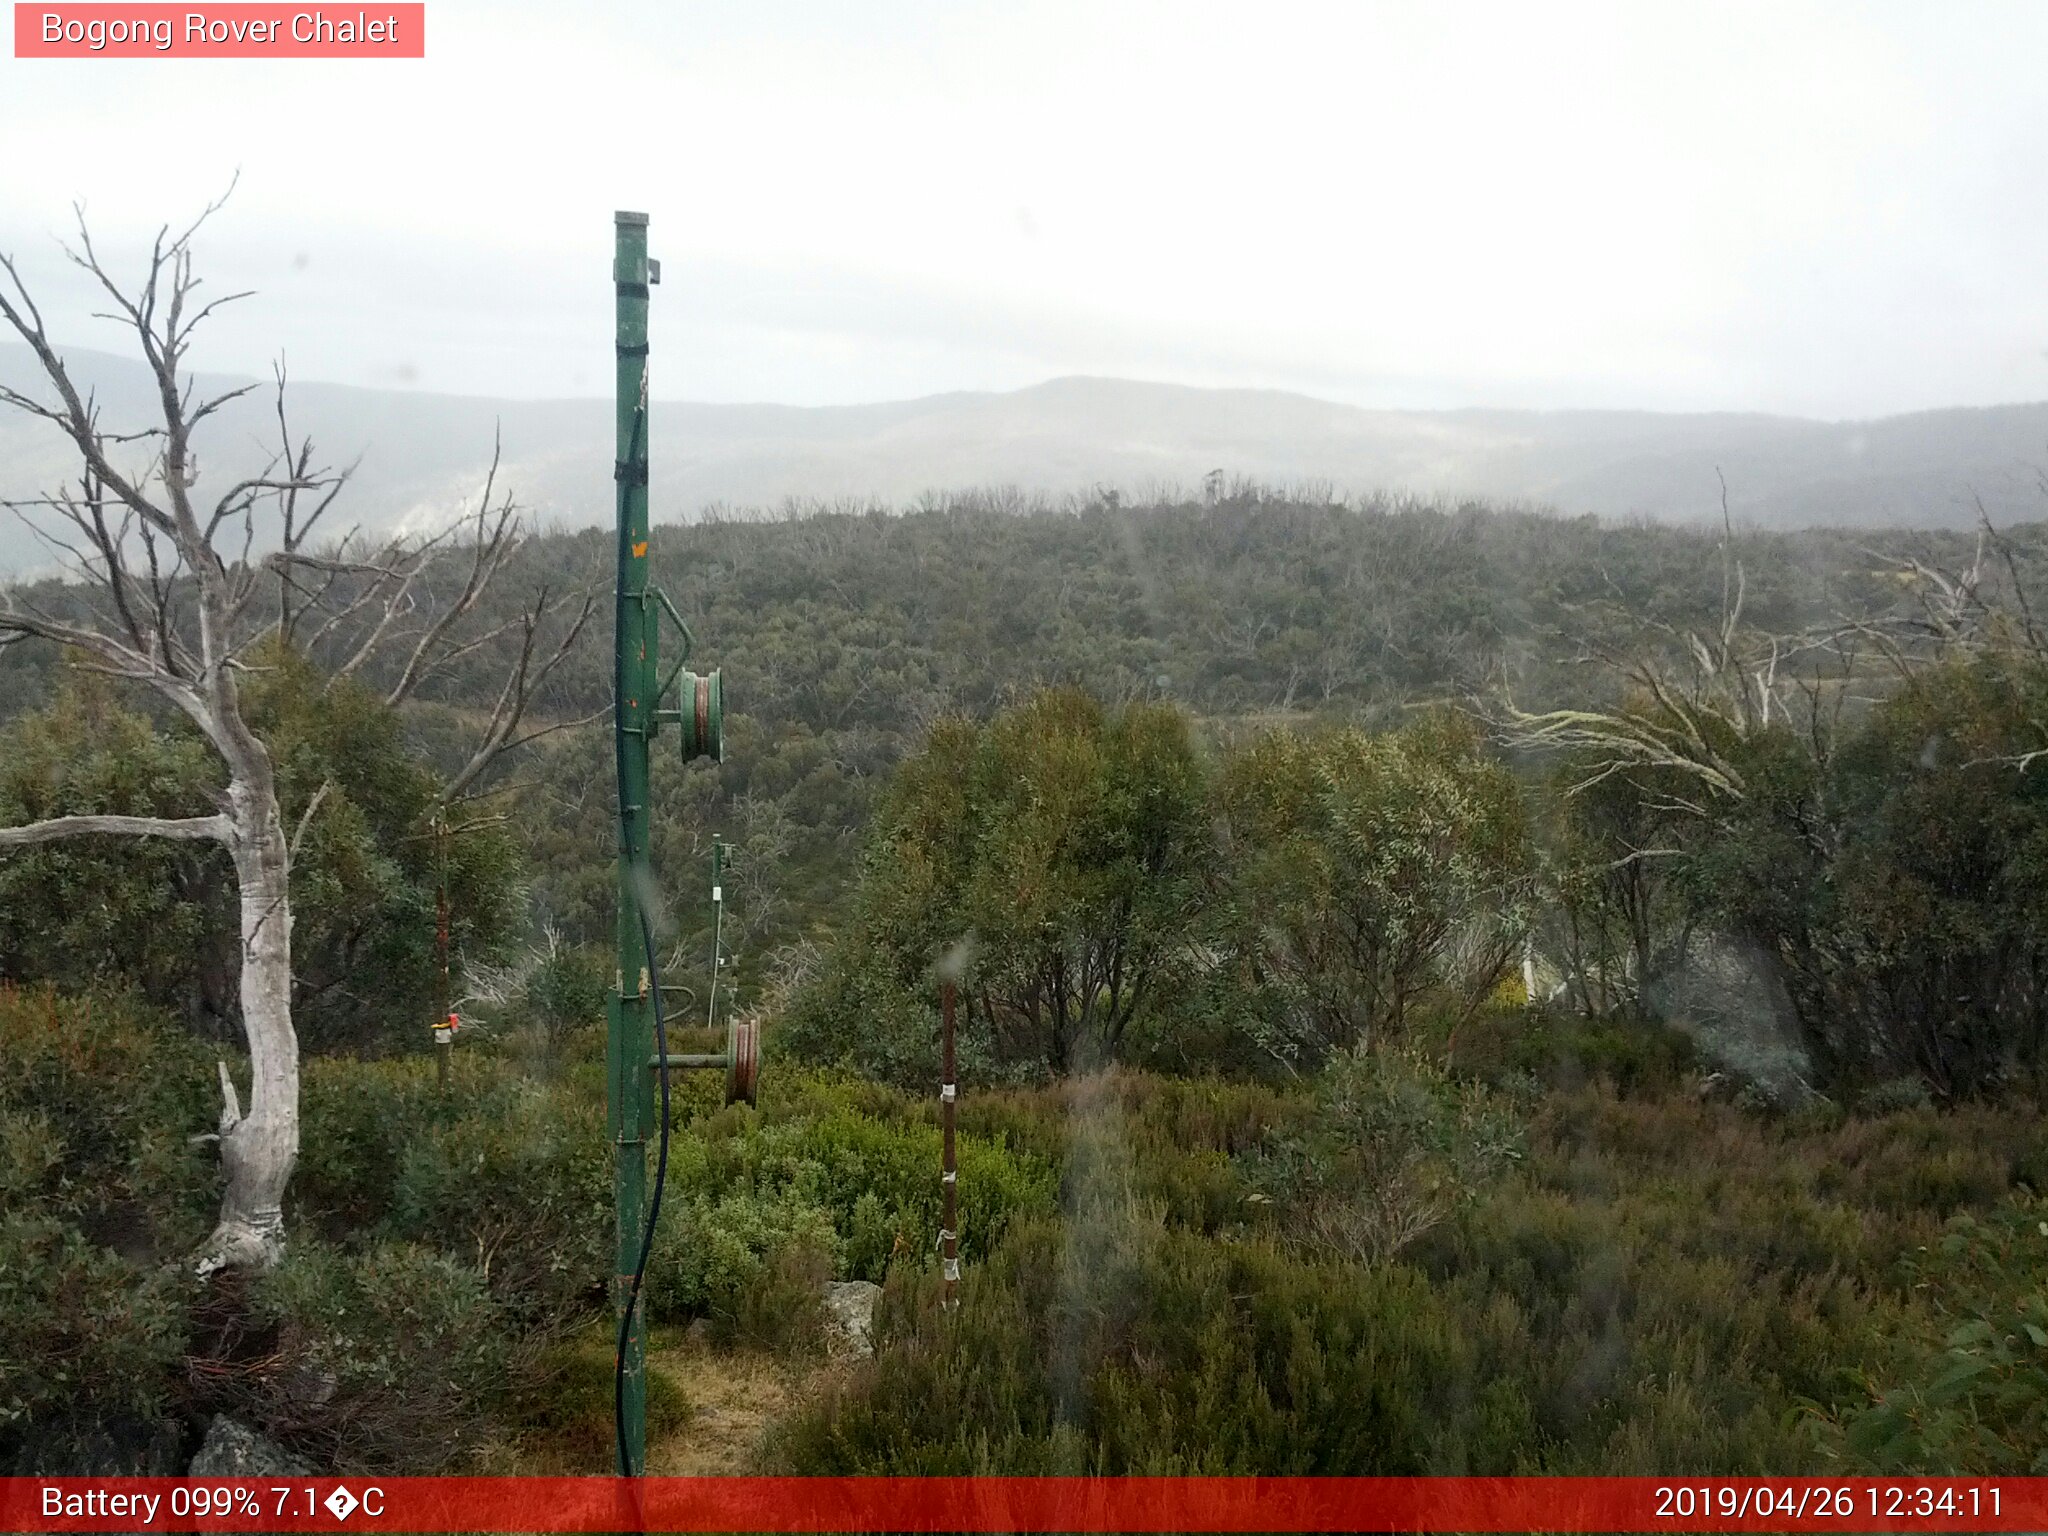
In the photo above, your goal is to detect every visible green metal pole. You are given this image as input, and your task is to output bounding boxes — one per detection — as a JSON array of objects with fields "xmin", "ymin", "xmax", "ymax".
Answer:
[{"xmin": 609, "ymin": 208, "xmax": 657, "ymax": 1478}]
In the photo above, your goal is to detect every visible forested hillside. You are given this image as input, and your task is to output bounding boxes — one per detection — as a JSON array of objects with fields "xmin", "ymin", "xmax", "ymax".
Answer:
[{"xmin": 9, "ymin": 487, "xmax": 2029, "ymax": 977}]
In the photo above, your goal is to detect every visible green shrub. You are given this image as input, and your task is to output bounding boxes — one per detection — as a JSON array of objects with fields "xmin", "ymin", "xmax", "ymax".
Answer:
[
  {"xmin": 1861, "ymin": 1076, "xmax": 1935, "ymax": 1114},
  {"xmin": 1214, "ymin": 714, "xmax": 1532, "ymax": 1060},
  {"xmin": 1406, "ymin": 1085, "xmax": 1923, "ymax": 1469},
  {"xmin": 1813, "ymin": 1104, "xmax": 2029, "ymax": 1218},
  {"xmin": 0, "ymin": 670, "xmax": 523, "ymax": 1056},
  {"xmin": 653, "ymin": 1080, "xmax": 1059, "ymax": 1290},
  {"xmin": 1453, "ymin": 1007, "xmax": 1697, "ymax": 1096},
  {"xmin": 505, "ymin": 1325, "xmax": 691, "ymax": 1457},
  {"xmin": 1243, "ymin": 1047, "xmax": 1523, "ymax": 1265},
  {"xmin": 218, "ymin": 1240, "xmax": 512, "ymax": 1473},
  {"xmin": 787, "ymin": 1107, "xmax": 1058, "ymax": 1278},
  {"xmin": 782, "ymin": 690, "xmax": 1211, "ymax": 1084},
  {"xmin": 0, "ymin": 984, "xmax": 217, "ymax": 1254},
  {"xmin": 0, "ymin": 1107, "xmax": 62, "ymax": 1207},
  {"xmin": 769, "ymin": 1066, "xmax": 2006, "ymax": 1477},
  {"xmin": 21, "ymin": 952, "xmax": 2048, "ymax": 1487},
  {"xmin": 384, "ymin": 1075, "xmax": 609, "ymax": 1328},
  {"xmin": 771, "ymin": 1206, "xmax": 1485, "ymax": 1473},
  {"xmin": 294, "ymin": 1056, "xmax": 451, "ymax": 1234},
  {"xmin": 778, "ymin": 965, "xmax": 994, "ymax": 1092},
  {"xmin": 1833, "ymin": 1194, "xmax": 2048, "ymax": 1473},
  {"xmin": 734, "ymin": 1241, "xmax": 835, "ymax": 1352},
  {"xmin": 645, "ymin": 1189, "xmax": 840, "ymax": 1324},
  {"xmin": 521, "ymin": 941, "xmax": 611, "ymax": 1041},
  {"xmin": 0, "ymin": 1212, "xmax": 191, "ymax": 1432}
]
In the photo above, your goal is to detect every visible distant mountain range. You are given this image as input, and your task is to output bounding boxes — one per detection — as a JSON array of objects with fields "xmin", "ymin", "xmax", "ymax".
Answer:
[{"xmin": 4, "ymin": 342, "xmax": 2046, "ymax": 574}]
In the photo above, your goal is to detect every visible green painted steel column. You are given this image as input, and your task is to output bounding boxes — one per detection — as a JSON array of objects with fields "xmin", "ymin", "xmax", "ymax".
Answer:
[{"xmin": 610, "ymin": 208, "xmax": 656, "ymax": 1478}]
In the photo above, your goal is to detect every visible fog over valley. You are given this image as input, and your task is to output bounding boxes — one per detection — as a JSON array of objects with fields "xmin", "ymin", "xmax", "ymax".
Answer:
[{"xmin": 4, "ymin": 342, "xmax": 2044, "ymax": 575}]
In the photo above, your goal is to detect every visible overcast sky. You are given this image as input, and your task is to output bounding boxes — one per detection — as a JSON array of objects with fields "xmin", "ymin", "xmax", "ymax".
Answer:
[{"xmin": 3, "ymin": 1, "xmax": 2045, "ymax": 419}]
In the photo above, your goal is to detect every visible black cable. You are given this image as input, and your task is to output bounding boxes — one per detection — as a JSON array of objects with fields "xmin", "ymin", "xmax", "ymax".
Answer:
[
  {"xmin": 613, "ymin": 908, "xmax": 672, "ymax": 1478},
  {"xmin": 610, "ymin": 395, "xmax": 671, "ymax": 1479}
]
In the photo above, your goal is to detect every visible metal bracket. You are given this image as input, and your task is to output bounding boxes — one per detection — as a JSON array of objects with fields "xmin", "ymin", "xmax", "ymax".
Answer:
[{"xmin": 650, "ymin": 587, "xmax": 696, "ymax": 718}]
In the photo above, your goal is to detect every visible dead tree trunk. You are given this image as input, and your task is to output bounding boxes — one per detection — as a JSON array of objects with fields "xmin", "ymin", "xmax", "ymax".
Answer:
[{"xmin": 207, "ymin": 775, "xmax": 297, "ymax": 1271}]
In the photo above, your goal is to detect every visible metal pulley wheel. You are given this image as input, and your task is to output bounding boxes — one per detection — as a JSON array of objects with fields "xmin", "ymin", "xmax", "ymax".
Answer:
[
  {"xmin": 725, "ymin": 1013, "xmax": 759, "ymax": 1106},
  {"xmin": 679, "ymin": 668, "xmax": 724, "ymax": 762}
]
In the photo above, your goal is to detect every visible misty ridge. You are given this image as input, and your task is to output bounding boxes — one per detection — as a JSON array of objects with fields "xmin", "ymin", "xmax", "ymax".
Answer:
[{"xmin": 6, "ymin": 340, "xmax": 2048, "ymax": 577}]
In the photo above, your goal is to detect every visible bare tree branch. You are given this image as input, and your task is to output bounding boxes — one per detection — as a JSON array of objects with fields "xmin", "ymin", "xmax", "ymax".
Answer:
[
  {"xmin": 438, "ymin": 586, "xmax": 599, "ymax": 803},
  {"xmin": 288, "ymin": 779, "xmax": 333, "ymax": 863},
  {"xmin": 0, "ymin": 813, "xmax": 230, "ymax": 847},
  {"xmin": 384, "ymin": 427, "xmax": 518, "ymax": 706}
]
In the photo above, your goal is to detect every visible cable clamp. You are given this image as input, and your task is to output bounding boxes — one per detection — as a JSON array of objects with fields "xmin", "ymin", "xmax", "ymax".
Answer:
[
  {"xmin": 614, "ymin": 460, "xmax": 648, "ymax": 485},
  {"xmin": 936, "ymin": 1227, "xmax": 957, "ymax": 1245}
]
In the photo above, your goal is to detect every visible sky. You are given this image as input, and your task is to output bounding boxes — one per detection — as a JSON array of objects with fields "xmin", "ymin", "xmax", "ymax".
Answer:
[{"xmin": 3, "ymin": 0, "xmax": 2046, "ymax": 419}]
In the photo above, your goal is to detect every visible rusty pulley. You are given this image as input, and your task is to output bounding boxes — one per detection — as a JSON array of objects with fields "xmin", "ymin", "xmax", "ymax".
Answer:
[
  {"xmin": 725, "ymin": 1014, "xmax": 760, "ymax": 1106},
  {"xmin": 678, "ymin": 668, "xmax": 723, "ymax": 762}
]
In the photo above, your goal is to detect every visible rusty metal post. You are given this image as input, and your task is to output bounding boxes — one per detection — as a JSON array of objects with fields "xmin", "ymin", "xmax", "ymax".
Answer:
[
  {"xmin": 941, "ymin": 978, "xmax": 959, "ymax": 1311},
  {"xmin": 433, "ymin": 812, "xmax": 452, "ymax": 1091}
]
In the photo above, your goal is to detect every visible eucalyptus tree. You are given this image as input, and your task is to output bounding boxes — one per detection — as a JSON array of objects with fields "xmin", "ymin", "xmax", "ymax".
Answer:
[{"xmin": 1216, "ymin": 713, "xmax": 1532, "ymax": 1062}]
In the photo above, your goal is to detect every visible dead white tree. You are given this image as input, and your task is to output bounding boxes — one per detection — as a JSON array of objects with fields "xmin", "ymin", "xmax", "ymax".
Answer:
[
  {"xmin": 0, "ymin": 195, "xmax": 594, "ymax": 1274},
  {"xmin": 1492, "ymin": 479, "xmax": 1848, "ymax": 816}
]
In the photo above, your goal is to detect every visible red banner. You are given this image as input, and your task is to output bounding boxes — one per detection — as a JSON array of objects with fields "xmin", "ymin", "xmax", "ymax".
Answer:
[
  {"xmin": 4, "ymin": 1476, "xmax": 2046, "ymax": 1532},
  {"xmin": 13, "ymin": 4, "xmax": 424, "ymax": 57}
]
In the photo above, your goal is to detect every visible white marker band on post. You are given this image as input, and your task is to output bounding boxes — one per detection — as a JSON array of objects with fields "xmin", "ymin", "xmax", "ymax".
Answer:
[
  {"xmin": 942, "ymin": 1170, "xmax": 957, "ymax": 1184},
  {"xmin": 943, "ymin": 1258, "xmax": 961, "ymax": 1281},
  {"xmin": 937, "ymin": 1228, "xmax": 956, "ymax": 1244},
  {"xmin": 940, "ymin": 1082, "xmax": 956, "ymax": 1102}
]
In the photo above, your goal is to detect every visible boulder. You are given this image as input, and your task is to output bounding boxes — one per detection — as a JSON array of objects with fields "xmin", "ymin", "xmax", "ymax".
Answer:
[
  {"xmin": 821, "ymin": 1280, "xmax": 882, "ymax": 1358},
  {"xmin": 187, "ymin": 1415, "xmax": 310, "ymax": 1478}
]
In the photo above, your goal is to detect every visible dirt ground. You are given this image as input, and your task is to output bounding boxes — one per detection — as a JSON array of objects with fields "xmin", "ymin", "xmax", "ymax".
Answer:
[
  {"xmin": 647, "ymin": 1335, "xmax": 856, "ymax": 1482},
  {"xmin": 642, "ymin": 1334, "xmax": 830, "ymax": 1475},
  {"xmin": 508, "ymin": 1328, "xmax": 848, "ymax": 1477}
]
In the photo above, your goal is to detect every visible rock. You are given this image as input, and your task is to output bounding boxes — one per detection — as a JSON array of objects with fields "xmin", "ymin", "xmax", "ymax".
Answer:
[
  {"xmin": 822, "ymin": 1280, "xmax": 882, "ymax": 1359},
  {"xmin": 187, "ymin": 1415, "xmax": 310, "ymax": 1478}
]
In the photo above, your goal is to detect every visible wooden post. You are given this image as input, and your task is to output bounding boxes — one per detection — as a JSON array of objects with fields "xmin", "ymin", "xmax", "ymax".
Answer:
[
  {"xmin": 435, "ymin": 815, "xmax": 452, "ymax": 1092},
  {"xmin": 940, "ymin": 978, "xmax": 959, "ymax": 1311}
]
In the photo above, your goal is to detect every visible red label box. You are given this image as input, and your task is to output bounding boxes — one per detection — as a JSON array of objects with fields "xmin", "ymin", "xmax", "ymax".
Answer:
[{"xmin": 14, "ymin": 3, "xmax": 425, "ymax": 56}]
